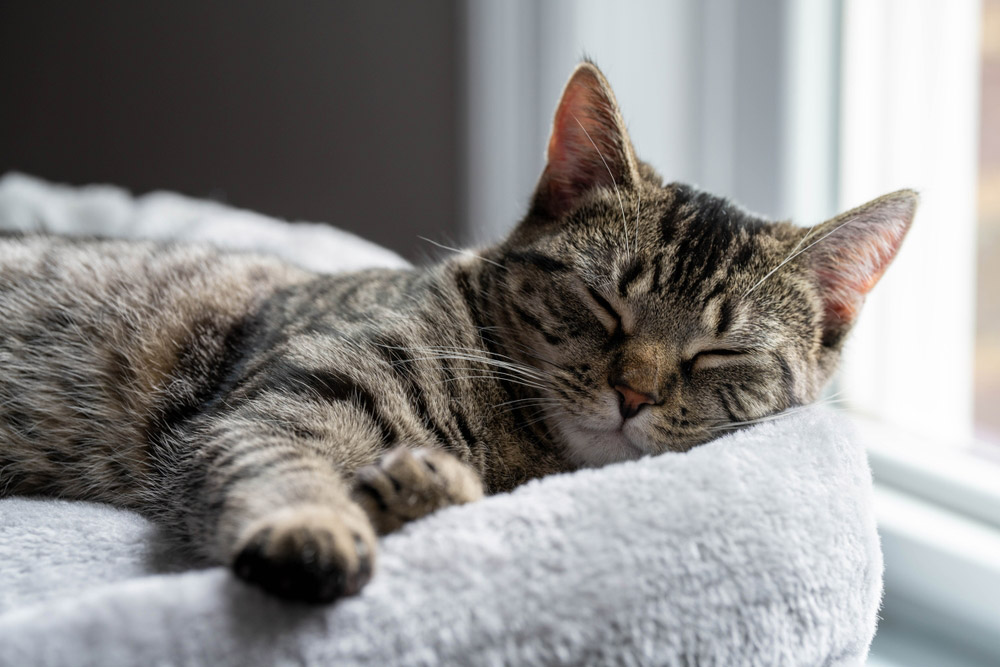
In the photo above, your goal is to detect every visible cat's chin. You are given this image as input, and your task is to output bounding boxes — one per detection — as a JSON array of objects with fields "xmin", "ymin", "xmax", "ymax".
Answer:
[{"xmin": 554, "ymin": 421, "xmax": 650, "ymax": 467}]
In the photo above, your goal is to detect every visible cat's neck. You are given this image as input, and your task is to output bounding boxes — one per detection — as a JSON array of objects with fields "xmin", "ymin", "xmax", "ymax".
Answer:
[{"xmin": 439, "ymin": 256, "xmax": 573, "ymax": 486}]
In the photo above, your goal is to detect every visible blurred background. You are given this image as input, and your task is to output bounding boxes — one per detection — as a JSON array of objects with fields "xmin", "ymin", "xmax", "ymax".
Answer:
[{"xmin": 1, "ymin": 1, "xmax": 997, "ymax": 664}]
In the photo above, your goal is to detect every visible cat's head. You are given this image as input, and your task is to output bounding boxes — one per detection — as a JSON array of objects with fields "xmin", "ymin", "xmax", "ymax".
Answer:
[{"xmin": 488, "ymin": 62, "xmax": 917, "ymax": 466}]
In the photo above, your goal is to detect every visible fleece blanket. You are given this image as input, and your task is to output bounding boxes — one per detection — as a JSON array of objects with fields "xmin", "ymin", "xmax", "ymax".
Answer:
[{"xmin": 0, "ymin": 174, "xmax": 882, "ymax": 666}]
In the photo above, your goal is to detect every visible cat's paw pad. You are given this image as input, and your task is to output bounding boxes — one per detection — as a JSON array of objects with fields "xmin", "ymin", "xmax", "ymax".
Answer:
[
  {"xmin": 353, "ymin": 446, "xmax": 484, "ymax": 534},
  {"xmin": 232, "ymin": 504, "xmax": 375, "ymax": 603}
]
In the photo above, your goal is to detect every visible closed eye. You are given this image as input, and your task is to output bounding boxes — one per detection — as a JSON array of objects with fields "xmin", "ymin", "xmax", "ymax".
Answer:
[
  {"xmin": 691, "ymin": 348, "xmax": 750, "ymax": 370},
  {"xmin": 697, "ymin": 348, "xmax": 745, "ymax": 357},
  {"xmin": 585, "ymin": 285, "xmax": 623, "ymax": 333}
]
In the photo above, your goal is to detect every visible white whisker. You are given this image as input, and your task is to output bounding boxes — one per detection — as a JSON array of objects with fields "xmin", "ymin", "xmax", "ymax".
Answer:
[
  {"xmin": 743, "ymin": 218, "xmax": 859, "ymax": 298},
  {"xmin": 436, "ymin": 374, "xmax": 548, "ymax": 391},
  {"xmin": 396, "ymin": 355, "xmax": 549, "ymax": 382},
  {"xmin": 490, "ymin": 397, "xmax": 562, "ymax": 410},
  {"xmin": 572, "ymin": 114, "xmax": 630, "ymax": 256},
  {"xmin": 634, "ymin": 187, "xmax": 641, "ymax": 252},
  {"xmin": 418, "ymin": 236, "xmax": 507, "ymax": 270},
  {"xmin": 708, "ymin": 395, "xmax": 847, "ymax": 432},
  {"xmin": 474, "ymin": 327, "xmax": 568, "ymax": 372},
  {"xmin": 392, "ymin": 341, "xmax": 549, "ymax": 371},
  {"xmin": 373, "ymin": 342, "xmax": 555, "ymax": 384}
]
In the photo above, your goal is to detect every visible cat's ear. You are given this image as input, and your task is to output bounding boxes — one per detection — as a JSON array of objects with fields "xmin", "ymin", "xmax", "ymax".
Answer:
[
  {"xmin": 531, "ymin": 62, "xmax": 640, "ymax": 220},
  {"xmin": 803, "ymin": 189, "xmax": 918, "ymax": 346}
]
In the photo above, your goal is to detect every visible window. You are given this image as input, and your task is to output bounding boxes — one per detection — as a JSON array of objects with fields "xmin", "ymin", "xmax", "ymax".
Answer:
[
  {"xmin": 838, "ymin": 0, "xmax": 981, "ymax": 447},
  {"xmin": 838, "ymin": 2, "xmax": 1000, "ymax": 664},
  {"xmin": 976, "ymin": 0, "xmax": 1000, "ymax": 449}
]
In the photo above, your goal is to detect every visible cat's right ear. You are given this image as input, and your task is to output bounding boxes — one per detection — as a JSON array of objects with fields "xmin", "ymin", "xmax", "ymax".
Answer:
[
  {"xmin": 530, "ymin": 62, "xmax": 640, "ymax": 221},
  {"xmin": 802, "ymin": 189, "xmax": 918, "ymax": 347}
]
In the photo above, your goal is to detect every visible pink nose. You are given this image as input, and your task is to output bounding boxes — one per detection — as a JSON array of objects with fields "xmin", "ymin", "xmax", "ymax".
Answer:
[{"xmin": 614, "ymin": 384, "xmax": 656, "ymax": 420}]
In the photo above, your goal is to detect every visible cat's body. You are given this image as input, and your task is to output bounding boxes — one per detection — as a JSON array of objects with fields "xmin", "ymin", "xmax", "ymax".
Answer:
[
  {"xmin": 0, "ymin": 63, "xmax": 916, "ymax": 602},
  {"xmin": 0, "ymin": 237, "xmax": 566, "ymax": 502},
  {"xmin": 0, "ymin": 235, "xmax": 568, "ymax": 599}
]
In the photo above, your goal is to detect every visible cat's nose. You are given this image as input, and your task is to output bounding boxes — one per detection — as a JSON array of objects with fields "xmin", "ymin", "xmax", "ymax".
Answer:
[{"xmin": 613, "ymin": 383, "xmax": 657, "ymax": 420}]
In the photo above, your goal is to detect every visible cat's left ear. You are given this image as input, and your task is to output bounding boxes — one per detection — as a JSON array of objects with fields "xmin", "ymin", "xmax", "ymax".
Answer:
[
  {"xmin": 802, "ymin": 189, "xmax": 918, "ymax": 346},
  {"xmin": 531, "ymin": 62, "xmax": 641, "ymax": 220}
]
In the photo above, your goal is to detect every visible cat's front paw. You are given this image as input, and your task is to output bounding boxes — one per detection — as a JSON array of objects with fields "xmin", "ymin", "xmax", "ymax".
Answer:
[
  {"xmin": 232, "ymin": 504, "xmax": 376, "ymax": 603},
  {"xmin": 353, "ymin": 446, "xmax": 484, "ymax": 534}
]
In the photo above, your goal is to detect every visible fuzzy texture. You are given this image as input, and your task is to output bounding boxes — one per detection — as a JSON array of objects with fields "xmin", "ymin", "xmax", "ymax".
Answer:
[
  {"xmin": 0, "ymin": 172, "xmax": 409, "ymax": 273},
  {"xmin": 0, "ymin": 406, "xmax": 882, "ymax": 667},
  {"xmin": 0, "ymin": 62, "xmax": 913, "ymax": 605}
]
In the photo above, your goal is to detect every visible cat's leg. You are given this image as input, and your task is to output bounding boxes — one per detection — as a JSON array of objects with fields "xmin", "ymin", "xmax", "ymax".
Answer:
[
  {"xmin": 173, "ymin": 429, "xmax": 378, "ymax": 603},
  {"xmin": 352, "ymin": 446, "xmax": 484, "ymax": 534}
]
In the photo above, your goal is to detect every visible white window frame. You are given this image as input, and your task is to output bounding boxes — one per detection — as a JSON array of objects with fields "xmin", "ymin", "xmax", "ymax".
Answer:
[
  {"xmin": 838, "ymin": 0, "xmax": 981, "ymax": 447},
  {"xmin": 836, "ymin": 1, "xmax": 1000, "ymax": 663}
]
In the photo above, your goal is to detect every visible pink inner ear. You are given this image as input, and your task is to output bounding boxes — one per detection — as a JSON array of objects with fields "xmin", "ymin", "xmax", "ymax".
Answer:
[
  {"xmin": 538, "ymin": 67, "xmax": 632, "ymax": 218},
  {"xmin": 813, "ymin": 208, "xmax": 912, "ymax": 328},
  {"xmin": 547, "ymin": 85, "xmax": 615, "ymax": 196},
  {"xmin": 547, "ymin": 78, "xmax": 611, "ymax": 170},
  {"xmin": 817, "ymin": 266, "xmax": 867, "ymax": 325},
  {"xmin": 546, "ymin": 81, "xmax": 587, "ymax": 167}
]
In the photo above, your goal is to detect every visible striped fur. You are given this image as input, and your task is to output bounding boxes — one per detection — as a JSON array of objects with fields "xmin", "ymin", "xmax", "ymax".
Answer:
[{"xmin": 0, "ymin": 62, "xmax": 916, "ymax": 602}]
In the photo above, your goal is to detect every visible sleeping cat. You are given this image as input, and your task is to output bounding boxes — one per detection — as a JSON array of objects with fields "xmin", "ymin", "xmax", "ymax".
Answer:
[{"xmin": 0, "ymin": 62, "xmax": 915, "ymax": 603}]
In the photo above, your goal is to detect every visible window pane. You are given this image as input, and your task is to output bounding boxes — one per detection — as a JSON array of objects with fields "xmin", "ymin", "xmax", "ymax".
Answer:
[{"xmin": 976, "ymin": 0, "xmax": 1000, "ymax": 445}]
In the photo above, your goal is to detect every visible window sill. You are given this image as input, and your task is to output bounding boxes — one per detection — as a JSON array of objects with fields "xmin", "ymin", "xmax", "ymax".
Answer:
[
  {"xmin": 858, "ymin": 414, "xmax": 1000, "ymax": 529},
  {"xmin": 851, "ymin": 414, "xmax": 1000, "ymax": 664}
]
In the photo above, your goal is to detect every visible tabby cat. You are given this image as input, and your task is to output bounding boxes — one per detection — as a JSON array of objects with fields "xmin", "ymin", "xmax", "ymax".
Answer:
[{"xmin": 0, "ymin": 63, "xmax": 915, "ymax": 602}]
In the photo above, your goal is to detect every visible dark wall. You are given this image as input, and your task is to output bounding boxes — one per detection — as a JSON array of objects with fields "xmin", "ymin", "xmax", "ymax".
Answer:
[{"xmin": 0, "ymin": 1, "xmax": 461, "ymax": 259}]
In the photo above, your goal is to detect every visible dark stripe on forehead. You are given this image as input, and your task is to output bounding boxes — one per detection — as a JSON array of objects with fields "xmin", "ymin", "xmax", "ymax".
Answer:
[
  {"xmin": 667, "ymin": 230, "xmax": 698, "ymax": 292},
  {"xmin": 660, "ymin": 184, "xmax": 693, "ymax": 246},
  {"xmin": 668, "ymin": 211, "xmax": 738, "ymax": 293},
  {"xmin": 660, "ymin": 216, "xmax": 677, "ymax": 246},
  {"xmin": 617, "ymin": 258, "xmax": 644, "ymax": 296},
  {"xmin": 733, "ymin": 240, "xmax": 755, "ymax": 270},
  {"xmin": 649, "ymin": 252, "xmax": 665, "ymax": 294},
  {"xmin": 702, "ymin": 281, "xmax": 725, "ymax": 307},
  {"xmin": 505, "ymin": 250, "xmax": 570, "ymax": 273}
]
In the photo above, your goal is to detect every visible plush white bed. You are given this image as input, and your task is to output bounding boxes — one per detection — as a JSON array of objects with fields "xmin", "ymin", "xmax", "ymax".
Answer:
[{"xmin": 0, "ymin": 174, "xmax": 883, "ymax": 666}]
